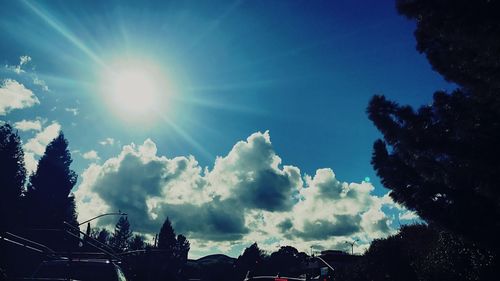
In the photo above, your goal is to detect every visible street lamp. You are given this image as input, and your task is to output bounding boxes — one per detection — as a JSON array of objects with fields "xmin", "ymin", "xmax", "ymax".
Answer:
[
  {"xmin": 78, "ymin": 211, "xmax": 127, "ymax": 226},
  {"xmin": 345, "ymin": 239, "xmax": 359, "ymax": 255}
]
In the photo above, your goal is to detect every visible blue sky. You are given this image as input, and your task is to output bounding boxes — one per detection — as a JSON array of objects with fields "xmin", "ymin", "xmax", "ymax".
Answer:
[{"xmin": 0, "ymin": 0, "xmax": 452, "ymax": 258}]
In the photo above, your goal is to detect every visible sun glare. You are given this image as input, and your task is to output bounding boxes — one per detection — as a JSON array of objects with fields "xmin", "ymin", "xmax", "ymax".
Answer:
[{"xmin": 101, "ymin": 59, "xmax": 170, "ymax": 122}]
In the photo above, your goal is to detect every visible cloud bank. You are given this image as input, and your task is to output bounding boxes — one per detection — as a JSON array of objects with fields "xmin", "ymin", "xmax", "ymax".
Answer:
[{"xmin": 75, "ymin": 131, "xmax": 409, "ymax": 256}]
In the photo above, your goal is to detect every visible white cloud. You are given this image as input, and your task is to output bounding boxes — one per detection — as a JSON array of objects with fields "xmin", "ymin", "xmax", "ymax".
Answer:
[
  {"xmin": 65, "ymin": 107, "xmax": 79, "ymax": 116},
  {"xmin": 82, "ymin": 150, "xmax": 100, "ymax": 161},
  {"xmin": 14, "ymin": 119, "xmax": 42, "ymax": 132},
  {"xmin": 76, "ymin": 131, "xmax": 408, "ymax": 257},
  {"xmin": 4, "ymin": 56, "xmax": 49, "ymax": 91},
  {"xmin": 399, "ymin": 210, "xmax": 419, "ymax": 221},
  {"xmin": 0, "ymin": 79, "xmax": 40, "ymax": 115},
  {"xmin": 33, "ymin": 77, "xmax": 49, "ymax": 92},
  {"xmin": 19, "ymin": 56, "xmax": 31, "ymax": 67},
  {"xmin": 99, "ymin": 138, "xmax": 115, "ymax": 146},
  {"xmin": 23, "ymin": 122, "xmax": 61, "ymax": 174}
]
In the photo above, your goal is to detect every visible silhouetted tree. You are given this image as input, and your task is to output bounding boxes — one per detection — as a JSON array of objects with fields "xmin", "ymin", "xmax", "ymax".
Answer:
[
  {"xmin": 368, "ymin": 90, "xmax": 500, "ymax": 253},
  {"xmin": 128, "ymin": 234, "xmax": 146, "ymax": 251},
  {"xmin": 158, "ymin": 217, "xmax": 177, "ymax": 251},
  {"xmin": 110, "ymin": 217, "xmax": 132, "ymax": 252},
  {"xmin": 176, "ymin": 234, "xmax": 190, "ymax": 263},
  {"xmin": 0, "ymin": 124, "xmax": 25, "ymax": 231},
  {"xmin": 234, "ymin": 243, "xmax": 266, "ymax": 279},
  {"xmin": 335, "ymin": 224, "xmax": 495, "ymax": 281},
  {"xmin": 24, "ymin": 132, "xmax": 78, "ymax": 250},
  {"xmin": 91, "ymin": 228, "xmax": 111, "ymax": 245},
  {"xmin": 145, "ymin": 217, "xmax": 190, "ymax": 281},
  {"xmin": 268, "ymin": 246, "xmax": 304, "ymax": 276},
  {"xmin": 396, "ymin": 0, "xmax": 500, "ymax": 93}
]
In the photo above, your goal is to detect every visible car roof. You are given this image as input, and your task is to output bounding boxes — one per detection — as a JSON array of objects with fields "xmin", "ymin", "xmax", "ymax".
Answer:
[{"xmin": 43, "ymin": 259, "xmax": 115, "ymax": 264}]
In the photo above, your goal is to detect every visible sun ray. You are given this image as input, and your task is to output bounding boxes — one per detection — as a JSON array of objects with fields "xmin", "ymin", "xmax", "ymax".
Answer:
[
  {"xmin": 21, "ymin": 0, "xmax": 107, "ymax": 69},
  {"xmin": 155, "ymin": 110, "xmax": 214, "ymax": 162},
  {"xmin": 175, "ymin": 96, "xmax": 267, "ymax": 115}
]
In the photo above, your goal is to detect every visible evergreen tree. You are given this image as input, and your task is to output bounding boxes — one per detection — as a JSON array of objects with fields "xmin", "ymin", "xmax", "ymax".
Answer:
[
  {"xmin": 110, "ymin": 217, "xmax": 132, "ymax": 252},
  {"xmin": 23, "ymin": 132, "xmax": 78, "ymax": 250},
  {"xmin": 396, "ymin": 0, "xmax": 500, "ymax": 93},
  {"xmin": 0, "ymin": 124, "xmax": 26, "ymax": 231},
  {"xmin": 25, "ymin": 133, "xmax": 78, "ymax": 227},
  {"xmin": 368, "ymin": 91, "xmax": 500, "ymax": 252},
  {"xmin": 157, "ymin": 217, "xmax": 177, "ymax": 251}
]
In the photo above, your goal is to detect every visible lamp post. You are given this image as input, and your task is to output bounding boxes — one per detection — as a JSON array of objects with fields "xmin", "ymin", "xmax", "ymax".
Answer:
[
  {"xmin": 78, "ymin": 211, "xmax": 127, "ymax": 226},
  {"xmin": 345, "ymin": 239, "xmax": 359, "ymax": 255}
]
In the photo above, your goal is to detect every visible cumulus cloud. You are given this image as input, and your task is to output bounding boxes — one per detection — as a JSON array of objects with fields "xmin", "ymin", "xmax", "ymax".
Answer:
[
  {"xmin": 14, "ymin": 119, "xmax": 42, "ymax": 131},
  {"xmin": 23, "ymin": 122, "xmax": 61, "ymax": 173},
  {"xmin": 76, "ymin": 131, "xmax": 406, "ymax": 256},
  {"xmin": 0, "ymin": 79, "xmax": 40, "ymax": 115},
  {"xmin": 82, "ymin": 150, "xmax": 100, "ymax": 161}
]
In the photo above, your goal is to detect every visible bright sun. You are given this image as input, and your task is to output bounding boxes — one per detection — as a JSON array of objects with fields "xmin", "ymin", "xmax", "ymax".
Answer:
[
  {"xmin": 110, "ymin": 68, "xmax": 158, "ymax": 114},
  {"xmin": 101, "ymin": 60, "xmax": 170, "ymax": 122}
]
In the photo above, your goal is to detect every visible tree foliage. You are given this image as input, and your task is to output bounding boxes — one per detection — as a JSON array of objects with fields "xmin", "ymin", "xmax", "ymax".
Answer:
[
  {"xmin": 110, "ymin": 217, "xmax": 132, "ymax": 252},
  {"xmin": 268, "ymin": 246, "xmax": 303, "ymax": 276},
  {"xmin": 234, "ymin": 243, "xmax": 266, "ymax": 278},
  {"xmin": 0, "ymin": 124, "xmax": 25, "ymax": 231},
  {"xmin": 335, "ymin": 224, "xmax": 495, "ymax": 281},
  {"xmin": 368, "ymin": 91, "xmax": 500, "ymax": 251},
  {"xmin": 369, "ymin": 1, "xmax": 500, "ymax": 254},
  {"xmin": 128, "ymin": 234, "xmax": 146, "ymax": 251},
  {"xmin": 176, "ymin": 234, "xmax": 190, "ymax": 263},
  {"xmin": 396, "ymin": 0, "xmax": 500, "ymax": 93},
  {"xmin": 158, "ymin": 217, "xmax": 177, "ymax": 251},
  {"xmin": 21, "ymin": 132, "xmax": 78, "ymax": 250},
  {"xmin": 25, "ymin": 133, "xmax": 78, "ymax": 228}
]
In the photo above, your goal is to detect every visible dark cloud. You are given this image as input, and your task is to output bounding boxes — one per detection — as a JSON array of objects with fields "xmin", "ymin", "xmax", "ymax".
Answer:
[
  {"xmin": 157, "ymin": 199, "xmax": 249, "ymax": 241},
  {"xmin": 235, "ymin": 169, "xmax": 297, "ymax": 212},
  {"xmin": 277, "ymin": 218, "xmax": 293, "ymax": 232},
  {"xmin": 292, "ymin": 215, "xmax": 361, "ymax": 241}
]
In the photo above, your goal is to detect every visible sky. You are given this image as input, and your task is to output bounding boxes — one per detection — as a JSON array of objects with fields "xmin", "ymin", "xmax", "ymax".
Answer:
[{"xmin": 0, "ymin": 0, "xmax": 453, "ymax": 258}]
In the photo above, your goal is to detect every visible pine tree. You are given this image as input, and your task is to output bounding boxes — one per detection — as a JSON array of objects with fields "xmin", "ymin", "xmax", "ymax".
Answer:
[
  {"xmin": 396, "ymin": 0, "xmax": 500, "ymax": 93},
  {"xmin": 110, "ymin": 217, "xmax": 132, "ymax": 252},
  {"xmin": 25, "ymin": 132, "xmax": 78, "ymax": 228},
  {"xmin": 0, "ymin": 124, "xmax": 26, "ymax": 231},
  {"xmin": 368, "ymin": 1, "xmax": 500, "ymax": 255},
  {"xmin": 157, "ymin": 217, "xmax": 177, "ymax": 251}
]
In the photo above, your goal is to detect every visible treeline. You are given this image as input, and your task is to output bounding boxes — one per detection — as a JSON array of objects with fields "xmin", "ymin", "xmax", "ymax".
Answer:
[
  {"xmin": 0, "ymin": 125, "xmax": 79, "ymax": 249},
  {"xmin": 184, "ymin": 243, "xmax": 310, "ymax": 281},
  {"xmin": 89, "ymin": 216, "xmax": 191, "ymax": 281},
  {"xmin": 0, "ymin": 125, "xmax": 80, "ymax": 277},
  {"xmin": 335, "ymin": 224, "xmax": 495, "ymax": 281},
  {"xmin": 0, "ymin": 123, "xmax": 192, "ymax": 281}
]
